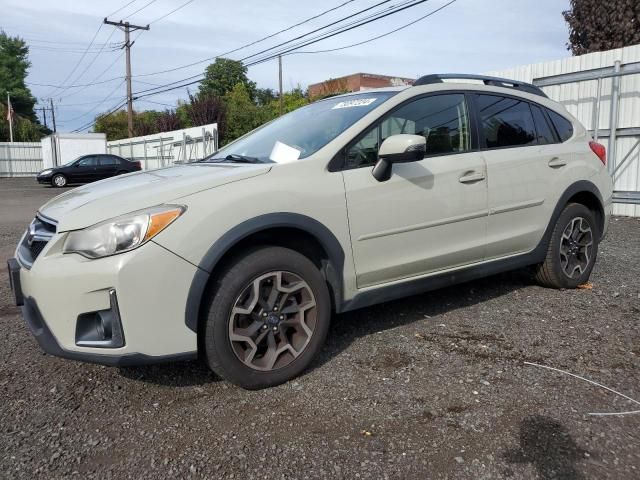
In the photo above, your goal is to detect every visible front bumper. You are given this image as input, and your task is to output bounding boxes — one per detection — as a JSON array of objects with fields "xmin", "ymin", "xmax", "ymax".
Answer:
[
  {"xmin": 9, "ymin": 235, "xmax": 199, "ymax": 366},
  {"xmin": 36, "ymin": 174, "xmax": 53, "ymax": 184}
]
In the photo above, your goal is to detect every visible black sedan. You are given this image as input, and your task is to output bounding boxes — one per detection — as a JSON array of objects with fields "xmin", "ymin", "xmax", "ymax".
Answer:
[{"xmin": 36, "ymin": 154, "xmax": 142, "ymax": 187}]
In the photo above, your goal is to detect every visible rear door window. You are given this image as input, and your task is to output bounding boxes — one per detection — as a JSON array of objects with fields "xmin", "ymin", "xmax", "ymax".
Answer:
[
  {"xmin": 547, "ymin": 110, "xmax": 574, "ymax": 142},
  {"xmin": 476, "ymin": 95, "xmax": 537, "ymax": 148},
  {"xmin": 531, "ymin": 105, "xmax": 557, "ymax": 145},
  {"xmin": 99, "ymin": 156, "xmax": 118, "ymax": 166}
]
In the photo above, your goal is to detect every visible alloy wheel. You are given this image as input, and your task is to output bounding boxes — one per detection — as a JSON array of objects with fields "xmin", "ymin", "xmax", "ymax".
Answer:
[
  {"xmin": 559, "ymin": 217, "xmax": 593, "ymax": 278},
  {"xmin": 53, "ymin": 175, "xmax": 66, "ymax": 187},
  {"xmin": 228, "ymin": 271, "xmax": 317, "ymax": 371}
]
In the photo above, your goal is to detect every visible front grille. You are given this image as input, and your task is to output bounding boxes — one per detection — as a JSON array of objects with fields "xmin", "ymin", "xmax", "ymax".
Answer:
[
  {"xmin": 29, "ymin": 240, "xmax": 47, "ymax": 260},
  {"xmin": 17, "ymin": 214, "xmax": 57, "ymax": 269}
]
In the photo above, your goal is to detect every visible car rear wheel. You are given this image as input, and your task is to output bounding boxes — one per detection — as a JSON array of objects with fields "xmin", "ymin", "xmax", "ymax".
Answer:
[
  {"xmin": 534, "ymin": 203, "xmax": 599, "ymax": 288},
  {"xmin": 203, "ymin": 246, "xmax": 331, "ymax": 389},
  {"xmin": 51, "ymin": 174, "xmax": 67, "ymax": 188}
]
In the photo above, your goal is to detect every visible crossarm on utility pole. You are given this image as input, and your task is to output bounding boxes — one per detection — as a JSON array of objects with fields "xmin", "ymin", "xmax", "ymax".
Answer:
[{"xmin": 103, "ymin": 18, "xmax": 150, "ymax": 138}]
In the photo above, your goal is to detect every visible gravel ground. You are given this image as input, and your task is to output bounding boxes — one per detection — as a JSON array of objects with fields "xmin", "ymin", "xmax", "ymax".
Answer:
[{"xmin": 1, "ymin": 177, "xmax": 639, "ymax": 479}]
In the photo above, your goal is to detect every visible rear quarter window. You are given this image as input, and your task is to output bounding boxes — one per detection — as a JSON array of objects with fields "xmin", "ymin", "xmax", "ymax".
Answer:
[{"xmin": 547, "ymin": 110, "xmax": 574, "ymax": 142}]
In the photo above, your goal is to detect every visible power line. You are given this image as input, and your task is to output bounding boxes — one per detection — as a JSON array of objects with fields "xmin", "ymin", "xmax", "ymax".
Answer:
[
  {"xmin": 38, "ymin": 0, "xmax": 147, "ymax": 97},
  {"xmin": 71, "ymin": 99, "xmax": 128, "ymax": 133},
  {"xmin": 131, "ymin": 0, "xmax": 429, "ymax": 99},
  {"xmin": 241, "ymin": 0, "xmax": 432, "ymax": 66},
  {"xmin": 51, "ymin": 28, "xmax": 121, "ymax": 97},
  {"xmin": 67, "ymin": 0, "xmax": 456, "ymax": 129},
  {"xmin": 107, "ymin": 0, "xmax": 140, "ymax": 17},
  {"xmin": 42, "ymin": 24, "xmax": 104, "ymax": 97},
  {"xmin": 59, "ymin": 80, "xmax": 127, "ymax": 123},
  {"xmin": 148, "ymin": 0, "xmax": 198, "ymax": 24},
  {"xmin": 137, "ymin": 99, "xmax": 176, "ymax": 108},
  {"xmin": 29, "ymin": 75, "xmax": 123, "ymax": 89},
  {"xmin": 127, "ymin": 0, "xmax": 160, "ymax": 19},
  {"xmin": 292, "ymin": 0, "xmax": 456, "ymax": 54},
  {"xmin": 22, "ymin": 37, "xmax": 123, "ymax": 46},
  {"xmin": 130, "ymin": 0, "xmax": 360, "ymax": 78}
]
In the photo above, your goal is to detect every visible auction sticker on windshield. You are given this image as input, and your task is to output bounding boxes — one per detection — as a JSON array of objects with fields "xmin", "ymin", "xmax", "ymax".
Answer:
[
  {"xmin": 269, "ymin": 141, "xmax": 301, "ymax": 164},
  {"xmin": 332, "ymin": 98, "xmax": 377, "ymax": 109}
]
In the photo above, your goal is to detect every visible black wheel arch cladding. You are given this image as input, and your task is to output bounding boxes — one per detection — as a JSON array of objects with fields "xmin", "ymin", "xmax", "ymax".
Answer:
[{"xmin": 185, "ymin": 213, "xmax": 345, "ymax": 333}]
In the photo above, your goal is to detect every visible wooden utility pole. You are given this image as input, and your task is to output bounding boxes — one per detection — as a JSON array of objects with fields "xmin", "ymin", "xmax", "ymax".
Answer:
[
  {"xmin": 41, "ymin": 106, "xmax": 47, "ymax": 129},
  {"xmin": 49, "ymin": 98, "xmax": 57, "ymax": 132},
  {"xmin": 278, "ymin": 55, "xmax": 283, "ymax": 116},
  {"xmin": 104, "ymin": 18, "xmax": 149, "ymax": 138}
]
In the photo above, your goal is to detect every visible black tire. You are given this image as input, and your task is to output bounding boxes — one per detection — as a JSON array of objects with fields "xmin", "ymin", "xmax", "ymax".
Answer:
[
  {"xmin": 534, "ymin": 203, "xmax": 599, "ymax": 289},
  {"xmin": 203, "ymin": 246, "xmax": 331, "ymax": 389},
  {"xmin": 51, "ymin": 173, "xmax": 67, "ymax": 188}
]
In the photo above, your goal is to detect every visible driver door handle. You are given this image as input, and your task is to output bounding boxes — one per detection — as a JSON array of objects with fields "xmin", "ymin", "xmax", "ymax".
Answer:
[{"xmin": 459, "ymin": 171, "xmax": 486, "ymax": 184}]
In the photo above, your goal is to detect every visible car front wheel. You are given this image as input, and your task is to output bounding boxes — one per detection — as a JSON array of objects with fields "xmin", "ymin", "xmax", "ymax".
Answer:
[
  {"xmin": 203, "ymin": 246, "xmax": 331, "ymax": 389},
  {"xmin": 535, "ymin": 203, "xmax": 599, "ymax": 288},
  {"xmin": 51, "ymin": 174, "xmax": 67, "ymax": 188}
]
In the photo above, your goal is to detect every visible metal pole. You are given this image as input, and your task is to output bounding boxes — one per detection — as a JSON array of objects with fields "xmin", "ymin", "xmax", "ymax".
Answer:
[
  {"xmin": 49, "ymin": 98, "xmax": 57, "ymax": 133},
  {"xmin": 7, "ymin": 92, "xmax": 13, "ymax": 143},
  {"xmin": 278, "ymin": 55, "xmax": 283, "ymax": 116},
  {"xmin": 592, "ymin": 77, "xmax": 601, "ymax": 141},
  {"xmin": 143, "ymin": 137, "xmax": 147, "ymax": 170},
  {"xmin": 607, "ymin": 60, "xmax": 621, "ymax": 175}
]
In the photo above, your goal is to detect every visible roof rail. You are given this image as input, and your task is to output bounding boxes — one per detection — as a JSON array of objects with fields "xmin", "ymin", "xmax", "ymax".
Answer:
[{"xmin": 413, "ymin": 73, "xmax": 548, "ymax": 98}]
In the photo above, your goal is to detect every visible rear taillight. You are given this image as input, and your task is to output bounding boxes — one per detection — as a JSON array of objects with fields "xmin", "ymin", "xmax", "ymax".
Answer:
[
  {"xmin": 589, "ymin": 141, "xmax": 606, "ymax": 166},
  {"xmin": 135, "ymin": 161, "xmax": 142, "ymax": 169}
]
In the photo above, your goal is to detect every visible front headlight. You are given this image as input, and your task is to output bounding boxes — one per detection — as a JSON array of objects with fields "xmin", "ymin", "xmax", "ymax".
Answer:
[
  {"xmin": 40, "ymin": 169, "xmax": 53, "ymax": 175},
  {"xmin": 63, "ymin": 205, "xmax": 185, "ymax": 259}
]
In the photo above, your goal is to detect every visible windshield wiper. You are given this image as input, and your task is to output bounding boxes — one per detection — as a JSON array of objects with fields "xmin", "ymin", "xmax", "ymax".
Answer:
[{"xmin": 199, "ymin": 154, "xmax": 266, "ymax": 164}]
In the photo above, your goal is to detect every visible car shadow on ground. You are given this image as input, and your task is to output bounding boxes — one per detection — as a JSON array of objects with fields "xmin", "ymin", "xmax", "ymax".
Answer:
[
  {"xmin": 313, "ymin": 269, "xmax": 535, "ymax": 372},
  {"xmin": 118, "ymin": 269, "xmax": 535, "ymax": 387}
]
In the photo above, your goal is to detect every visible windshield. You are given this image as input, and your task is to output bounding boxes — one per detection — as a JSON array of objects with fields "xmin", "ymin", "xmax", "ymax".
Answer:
[
  {"xmin": 63, "ymin": 157, "xmax": 81, "ymax": 166},
  {"xmin": 203, "ymin": 92, "xmax": 398, "ymax": 164}
]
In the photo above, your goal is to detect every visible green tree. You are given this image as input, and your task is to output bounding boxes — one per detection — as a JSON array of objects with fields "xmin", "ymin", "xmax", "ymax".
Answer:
[
  {"xmin": 199, "ymin": 58, "xmax": 256, "ymax": 100},
  {"xmin": 0, "ymin": 30, "xmax": 47, "ymax": 140},
  {"xmin": 255, "ymin": 87, "xmax": 276, "ymax": 107},
  {"xmin": 223, "ymin": 83, "xmax": 261, "ymax": 144},
  {"xmin": 93, "ymin": 110, "xmax": 128, "ymax": 141},
  {"xmin": 563, "ymin": 0, "xmax": 640, "ymax": 55}
]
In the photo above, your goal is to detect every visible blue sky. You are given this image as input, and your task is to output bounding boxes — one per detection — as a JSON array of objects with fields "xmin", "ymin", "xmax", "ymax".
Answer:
[{"xmin": 1, "ymin": 0, "xmax": 572, "ymax": 132}]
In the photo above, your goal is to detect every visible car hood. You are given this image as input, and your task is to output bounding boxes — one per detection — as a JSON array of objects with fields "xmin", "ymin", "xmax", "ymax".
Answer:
[{"xmin": 39, "ymin": 163, "xmax": 272, "ymax": 231}]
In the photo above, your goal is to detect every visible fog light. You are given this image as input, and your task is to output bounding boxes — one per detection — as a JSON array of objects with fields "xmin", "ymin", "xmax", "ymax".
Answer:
[{"xmin": 75, "ymin": 290, "xmax": 125, "ymax": 348}]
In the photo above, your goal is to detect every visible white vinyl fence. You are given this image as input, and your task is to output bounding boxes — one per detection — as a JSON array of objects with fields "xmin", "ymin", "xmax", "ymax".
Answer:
[{"xmin": 0, "ymin": 142, "xmax": 43, "ymax": 177}]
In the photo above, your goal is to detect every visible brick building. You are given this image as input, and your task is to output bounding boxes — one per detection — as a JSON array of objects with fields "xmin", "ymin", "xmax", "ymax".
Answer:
[{"xmin": 308, "ymin": 72, "xmax": 415, "ymax": 98}]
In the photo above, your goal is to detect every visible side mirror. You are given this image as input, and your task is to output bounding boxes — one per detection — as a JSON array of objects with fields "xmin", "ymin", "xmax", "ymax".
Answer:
[{"xmin": 372, "ymin": 134, "xmax": 426, "ymax": 182}]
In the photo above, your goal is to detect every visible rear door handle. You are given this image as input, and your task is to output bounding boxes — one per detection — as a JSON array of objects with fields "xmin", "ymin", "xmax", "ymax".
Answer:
[
  {"xmin": 459, "ymin": 171, "xmax": 486, "ymax": 184},
  {"xmin": 548, "ymin": 157, "xmax": 567, "ymax": 168}
]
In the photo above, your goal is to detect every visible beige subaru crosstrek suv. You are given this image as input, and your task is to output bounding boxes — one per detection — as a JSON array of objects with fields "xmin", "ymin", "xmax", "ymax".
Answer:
[{"xmin": 8, "ymin": 74, "xmax": 613, "ymax": 389}]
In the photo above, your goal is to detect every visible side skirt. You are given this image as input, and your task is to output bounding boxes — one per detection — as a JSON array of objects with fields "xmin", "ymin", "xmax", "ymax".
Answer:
[{"xmin": 339, "ymin": 248, "xmax": 545, "ymax": 313}]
